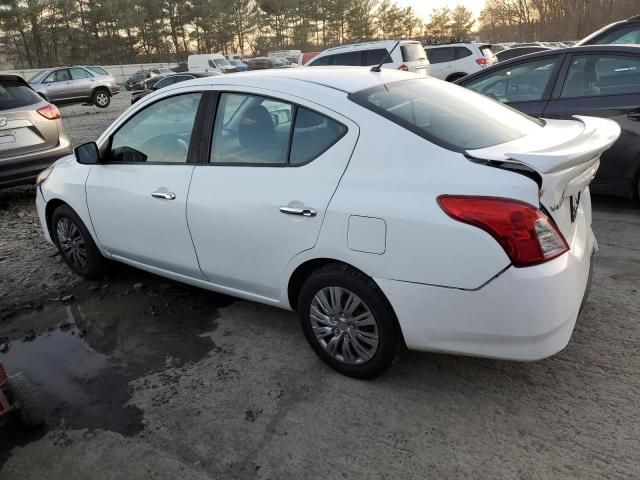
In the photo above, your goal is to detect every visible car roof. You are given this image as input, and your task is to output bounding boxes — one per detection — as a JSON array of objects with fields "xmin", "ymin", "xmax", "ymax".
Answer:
[
  {"xmin": 186, "ymin": 66, "xmax": 416, "ymax": 94},
  {"xmin": 457, "ymin": 44, "xmax": 640, "ymax": 84}
]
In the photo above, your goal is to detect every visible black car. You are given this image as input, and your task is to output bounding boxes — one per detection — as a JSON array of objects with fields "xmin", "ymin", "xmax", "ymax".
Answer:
[
  {"xmin": 125, "ymin": 72, "xmax": 150, "ymax": 91},
  {"xmin": 130, "ymin": 72, "xmax": 219, "ymax": 104},
  {"xmin": 578, "ymin": 14, "xmax": 640, "ymax": 45},
  {"xmin": 495, "ymin": 46, "xmax": 551, "ymax": 62},
  {"xmin": 456, "ymin": 45, "xmax": 640, "ymax": 199}
]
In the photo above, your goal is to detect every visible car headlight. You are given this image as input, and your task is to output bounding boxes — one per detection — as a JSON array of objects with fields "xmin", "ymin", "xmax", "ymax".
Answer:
[{"xmin": 36, "ymin": 166, "xmax": 54, "ymax": 186}]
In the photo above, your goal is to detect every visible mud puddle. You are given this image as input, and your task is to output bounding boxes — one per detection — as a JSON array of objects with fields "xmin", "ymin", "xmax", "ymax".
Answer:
[{"xmin": 0, "ymin": 267, "xmax": 233, "ymax": 460}]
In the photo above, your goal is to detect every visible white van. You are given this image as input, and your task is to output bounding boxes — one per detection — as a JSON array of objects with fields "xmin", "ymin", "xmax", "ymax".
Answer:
[
  {"xmin": 305, "ymin": 40, "xmax": 429, "ymax": 76},
  {"xmin": 188, "ymin": 54, "xmax": 237, "ymax": 74}
]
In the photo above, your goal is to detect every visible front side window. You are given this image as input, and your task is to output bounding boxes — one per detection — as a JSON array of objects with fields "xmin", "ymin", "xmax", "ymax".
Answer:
[
  {"xmin": 465, "ymin": 57, "xmax": 560, "ymax": 103},
  {"xmin": 350, "ymin": 78, "xmax": 544, "ymax": 151},
  {"xmin": 561, "ymin": 54, "xmax": 640, "ymax": 98},
  {"xmin": 594, "ymin": 26, "xmax": 640, "ymax": 45},
  {"xmin": 210, "ymin": 93, "xmax": 346, "ymax": 165},
  {"xmin": 427, "ymin": 47, "xmax": 454, "ymax": 64},
  {"xmin": 70, "ymin": 67, "xmax": 92, "ymax": 80},
  {"xmin": 110, "ymin": 93, "xmax": 202, "ymax": 163},
  {"xmin": 45, "ymin": 69, "xmax": 71, "ymax": 83}
]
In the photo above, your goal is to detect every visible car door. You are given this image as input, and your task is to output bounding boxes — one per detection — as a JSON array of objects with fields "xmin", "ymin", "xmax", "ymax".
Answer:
[
  {"xmin": 426, "ymin": 47, "xmax": 454, "ymax": 80},
  {"xmin": 542, "ymin": 52, "xmax": 640, "ymax": 195},
  {"xmin": 69, "ymin": 67, "xmax": 94, "ymax": 99},
  {"xmin": 461, "ymin": 54, "xmax": 564, "ymax": 117},
  {"xmin": 85, "ymin": 90, "xmax": 205, "ymax": 277},
  {"xmin": 42, "ymin": 69, "xmax": 72, "ymax": 102},
  {"xmin": 187, "ymin": 89, "xmax": 359, "ymax": 299}
]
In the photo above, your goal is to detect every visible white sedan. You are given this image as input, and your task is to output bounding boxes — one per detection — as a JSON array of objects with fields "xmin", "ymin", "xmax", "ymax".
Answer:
[{"xmin": 35, "ymin": 68, "xmax": 620, "ymax": 378}]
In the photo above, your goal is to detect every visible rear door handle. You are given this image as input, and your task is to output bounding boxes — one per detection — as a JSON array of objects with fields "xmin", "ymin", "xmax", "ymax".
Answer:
[
  {"xmin": 151, "ymin": 191, "xmax": 176, "ymax": 200},
  {"xmin": 280, "ymin": 206, "xmax": 317, "ymax": 217}
]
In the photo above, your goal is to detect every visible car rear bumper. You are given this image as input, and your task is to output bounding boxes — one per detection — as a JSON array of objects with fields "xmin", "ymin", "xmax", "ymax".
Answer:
[
  {"xmin": 375, "ymin": 223, "xmax": 595, "ymax": 361},
  {"xmin": 0, "ymin": 139, "xmax": 72, "ymax": 188}
]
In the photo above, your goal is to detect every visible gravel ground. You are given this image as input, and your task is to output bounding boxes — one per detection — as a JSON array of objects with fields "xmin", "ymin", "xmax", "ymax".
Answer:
[{"xmin": 0, "ymin": 95, "xmax": 639, "ymax": 479}]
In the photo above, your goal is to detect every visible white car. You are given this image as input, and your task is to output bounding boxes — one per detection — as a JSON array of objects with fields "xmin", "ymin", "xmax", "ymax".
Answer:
[
  {"xmin": 305, "ymin": 40, "xmax": 429, "ymax": 76},
  {"xmin": 35, "ymin": 68, "xmax": 619, "ymax": 379},
  {"xmin": 425, "ymin": 43, "xmax": 497, "ymax": 81}
]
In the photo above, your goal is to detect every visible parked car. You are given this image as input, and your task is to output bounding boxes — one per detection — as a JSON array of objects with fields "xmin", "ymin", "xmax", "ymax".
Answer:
[
  {"xmin": 0, "ymin": 74, "xmax": 72, "ymax": 188},
  {"xmin": 172, "ymin": 62, "xmax": 188, "ymax": 73},
  {"xmin": 125, "ymin": 72, "xmax": 150, "ymax": 91},
  {"xmin": 228, "ymin": 59, "xmax": 249, "ymax": 72},
  {"xmin": 306, "ymin": 40, "xmax": 429, "ymax": 76},
  {"xmin": 246, "ymin": 57, "xmax": 292, "ymax": 70},
  {"xmin": 578, "ymin": 14, "xmax": 640, "ymax": 45},
  {"xmin": 130, "ymin": 72, "xmax": 219, "ymax": 104},
  {"xmin": 188, "ymin": 54, "xmax": 237, "ymax": 74},
  {"xmin": 424, "ymin": 43, "xmax": 497, "ymax": 81},
  {"xmin": 495, "ymin": 46, "xmax": 552, "ymax": 62},
  {"xmin": 299, "ymin": 52, "xmax": 321, "ymax": 65},
  {"xmin": 456, "ymin": 44, "xmax": 640, "ymax": 198},
  {"xmin": 36, "ymin": 68, "xmax": 618, "ymax": 378},
  {"xmin": 29, "ymin": 65, "xmax": 119, "ymax": 108}
]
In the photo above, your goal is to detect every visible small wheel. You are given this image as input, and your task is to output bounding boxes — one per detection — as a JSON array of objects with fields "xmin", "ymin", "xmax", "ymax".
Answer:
[
  {"xmin": 298, "ymin": 263, "xmax": 400, "ymax": 379},
  {"xmin": 8, "ymin": 373, "xmax": 45, "ymax": 426},
  {"xmin": 51, "ymin": 204, "xmax": 105, "ymax": 278},
  {"xmin": 93, "ymin": 89, "xmax": 111, "ymax": 108}
]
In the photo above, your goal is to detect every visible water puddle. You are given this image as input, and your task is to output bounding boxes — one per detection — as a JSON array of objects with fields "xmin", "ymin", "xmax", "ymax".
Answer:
[{"xmin": 0, "ymin": 269, "xmax": 233, "ymax": 459}]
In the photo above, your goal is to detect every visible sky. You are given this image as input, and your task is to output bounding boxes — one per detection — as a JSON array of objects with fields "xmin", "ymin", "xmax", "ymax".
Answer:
[{"xmin": 396, "ymin": 0, "xmax": 487, "ymax": 22}]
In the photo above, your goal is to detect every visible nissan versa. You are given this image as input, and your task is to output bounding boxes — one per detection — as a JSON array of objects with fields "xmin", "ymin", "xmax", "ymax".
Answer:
[{"xmin": 34, "ymin": 68, "xmax": 619, "ymax": 378}]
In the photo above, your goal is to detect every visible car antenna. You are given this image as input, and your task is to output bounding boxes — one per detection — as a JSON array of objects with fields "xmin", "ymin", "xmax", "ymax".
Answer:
[{"xmin": 371, "ymin": 41, "xmax": 400, "ymax": 72}]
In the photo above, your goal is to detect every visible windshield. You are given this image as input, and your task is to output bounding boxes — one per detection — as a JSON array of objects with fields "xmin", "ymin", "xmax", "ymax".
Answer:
[
  {"xmin": 29, "ymin": 70, "xmax": 50, "ymax": 84},
  {"xmin": 216, "ymin": 58, "xmax": 231, "ymax": 66},
  {"xmin": 349, "ymin": 78, "xmax": 544, "ymax": 151}
]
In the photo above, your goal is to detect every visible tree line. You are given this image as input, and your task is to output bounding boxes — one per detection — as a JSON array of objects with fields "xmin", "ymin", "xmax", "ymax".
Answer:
[
  {"xmin": 0, "ymin": 0, "xmax": 476, "ymax": 69},
  {"xmin": 478, "ymin": 0, "xmax": 638, "ymax": 42}
]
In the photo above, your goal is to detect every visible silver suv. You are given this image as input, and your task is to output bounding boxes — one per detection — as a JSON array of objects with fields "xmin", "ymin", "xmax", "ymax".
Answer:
[
  {"xmin": 29, "ymin": 66, "xmax": 119, "ymax": 108},
  {"xmin": 0, "ymin": 75, "xmax": 72, "ymax": 188}
]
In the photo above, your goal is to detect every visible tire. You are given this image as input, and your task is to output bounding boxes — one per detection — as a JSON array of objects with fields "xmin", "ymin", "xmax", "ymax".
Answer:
[
  {"xmin": 51, "ymin": 204, "xmax": 106, "ymax": 278},
  {"xmin": 298, "ymin": 263, "xmax": 400, "ymax": 379},
  {"xmin": 8, "ymin": 373, "xmax": 45, "ymax": 426},
  {"xmin": 92, "ymin": 89, "xmax": 111, "ymax": 108}
]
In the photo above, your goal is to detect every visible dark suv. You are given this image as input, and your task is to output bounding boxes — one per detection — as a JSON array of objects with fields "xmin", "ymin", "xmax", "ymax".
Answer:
[{"xmin": 578, "ymin": 15, "xmax": 640, "ymax": 45}]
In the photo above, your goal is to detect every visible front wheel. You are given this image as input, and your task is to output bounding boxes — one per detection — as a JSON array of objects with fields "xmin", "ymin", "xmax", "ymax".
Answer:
[
  {"xmin": 51, "ymin": 204, "xmax": 106, "ymax": 278},
  {"xmin": 298, "ymin": 263, "xmax": 400, "ymax": 379},
  {"xmin": 92, "ymin": 89, "xmax": 110, "ymax": 108}
]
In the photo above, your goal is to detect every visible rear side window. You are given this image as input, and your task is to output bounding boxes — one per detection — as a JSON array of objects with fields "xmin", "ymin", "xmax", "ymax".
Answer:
[
  {"xmin": 86, "ymin": 66, "xmax": 109, "ymax": 76},
  {"xmin": 350, "ymin": 78, "xmax": 543, "ymax": 151},
  {"xmin": 454, "ymin": 47, "xmax": 472, "ymax": 60},
  {"xmin": 561, "ymin": 54, "xmax": 640, "ymax": 98},
  {"xmin": 427, "ymin": 47, "xmax": 454, "ymax": 64},
  {"xmin": 401, "ymin": 44, "xmax": 426, "ymax": 62},
  {"xmin": 290, "ymin": 109, "xmax": 347, "ymax": 164},
  {"xmin": 0, "ymin": 79, "xmax": 43, "ymax": 109},
  {"xmin": 70, "ymin": 68, "xmax": 92, "ymax": 80}
]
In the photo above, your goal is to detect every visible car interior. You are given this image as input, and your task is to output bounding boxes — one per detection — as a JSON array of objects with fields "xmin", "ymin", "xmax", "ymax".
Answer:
[{"xmin": 562, "ymin": 55, "xmax": 640, "ymax": 98}]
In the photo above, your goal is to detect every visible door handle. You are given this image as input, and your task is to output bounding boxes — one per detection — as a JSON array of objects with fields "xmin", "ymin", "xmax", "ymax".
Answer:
[
  {"xmin": 151, "ymin": 191, "xmax": 176, "ymax": 200},
  {"xmin": 280, "ymin": 206, "xmax": 317, "ymax": 217}
]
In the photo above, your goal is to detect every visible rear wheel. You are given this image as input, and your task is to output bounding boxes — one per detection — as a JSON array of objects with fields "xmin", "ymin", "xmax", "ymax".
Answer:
[
  {"xmin": 51, "ymin": 204, "xmax": 106, "ymax": 278},
  {"xmin": 8, "ymin": 373, "xmax": 44, "ymax": 426},
  {"xmin": 298, "ymin": 263, "xmax": 400, "ymax": 379},
  {"xmin": 92, "ymin": 89, "xmax": 110, "ymax": 108}
]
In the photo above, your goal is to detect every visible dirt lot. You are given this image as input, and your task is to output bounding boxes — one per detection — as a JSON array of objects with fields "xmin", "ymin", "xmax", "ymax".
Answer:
[{"xmin": 0, "ymin": 92, "xmax": 639, "ymax": 479}]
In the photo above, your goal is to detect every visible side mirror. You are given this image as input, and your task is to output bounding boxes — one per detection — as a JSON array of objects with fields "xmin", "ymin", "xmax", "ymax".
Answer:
[{"xmin": 74, "ymin": 142, "xmax": 100, "ymax": 165}]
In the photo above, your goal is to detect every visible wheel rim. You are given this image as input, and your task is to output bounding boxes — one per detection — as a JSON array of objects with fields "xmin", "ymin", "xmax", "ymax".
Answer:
[
  {"xmin": 310, "ymin": 287, "xmax": 379, "ymax": 365},
  {"xmin": 56, "ymin": 217, "xmax": 88, "ymax": 269},
  {"xmin": 96, "ymin": 93, "xmax": 108, "ymax": 105}
]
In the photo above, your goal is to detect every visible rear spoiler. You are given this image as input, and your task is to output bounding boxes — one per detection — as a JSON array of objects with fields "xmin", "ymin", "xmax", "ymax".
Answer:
[{"xmin": 503, "ymin": 116, "xmax": 620, "ymax": 173}]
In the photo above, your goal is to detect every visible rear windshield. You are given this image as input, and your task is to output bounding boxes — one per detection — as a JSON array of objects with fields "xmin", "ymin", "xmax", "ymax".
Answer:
[
  {"xmin": 0, "ymin": 79, "xmax": 43, "ymax": 109},
  {"xmin": 401, "ymin": 44, "xmax": 427, "ymax": 62},
  {"xmin": 86, "ymin": 66, "xmax": 109, "ymax": 76},
  {"xmin": 349, "ymin": 78, "xmax": 543, "ymax": 151}
]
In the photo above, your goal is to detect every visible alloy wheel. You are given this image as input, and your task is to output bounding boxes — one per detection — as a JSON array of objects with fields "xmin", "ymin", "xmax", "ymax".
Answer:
[
  {"xmin": 310, "ymin": 286, "xmax": 379, "ymax": 365},
  {"xmin": 96, "ymin": 93, "xmax": 109, "ymax": 106},
  {"xmin": 56, "ymin": 217, "xmax": 88, "ymax": 270}
]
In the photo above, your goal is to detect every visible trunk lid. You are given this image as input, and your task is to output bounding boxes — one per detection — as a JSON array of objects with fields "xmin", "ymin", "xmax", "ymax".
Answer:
[{"xmin": 466, "ymin": 115, "xmax": 620, "ymax": 240}]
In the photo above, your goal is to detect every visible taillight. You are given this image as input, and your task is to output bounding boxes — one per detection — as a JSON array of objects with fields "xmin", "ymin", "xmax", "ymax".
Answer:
[
  {"xmin": 397, "ymin": 64, "xmax": 409, "ymax": 71},
  {"xmin": 37, "ymin": 104, "xmax": 61, "ymax": 120},
  {"xmin": 437, "ymin": 195, "xmax": 569, "ymax": 267},
  {"xmin": 475, "ymin": 58, "xmax": 488, "ymax": 66}
]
